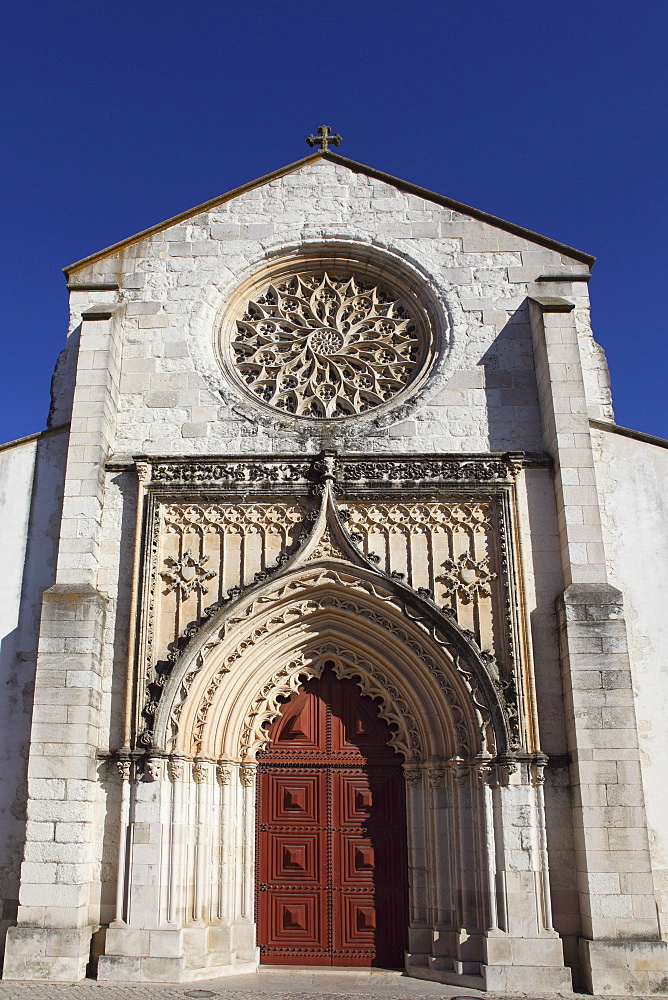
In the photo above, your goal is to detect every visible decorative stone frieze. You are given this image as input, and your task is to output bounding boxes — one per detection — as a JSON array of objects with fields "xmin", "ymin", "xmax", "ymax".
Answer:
[{"xmin": 144, "ymin": 452, "xmax": 525, "ymax": 490}]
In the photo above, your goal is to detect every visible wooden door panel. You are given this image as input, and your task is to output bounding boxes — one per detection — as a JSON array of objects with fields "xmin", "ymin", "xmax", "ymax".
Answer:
[
  {"xmin": 268, "ymin": 833, "xmax": 321, "ymax": 883},
  {"xmin": 265, "ymin": 891, "xmax": 327, "ymax": 951},
  {"xmin": 266, "ymin": 774, "xmax": 323, "ymax": 825},
  {"xmin": 337, "ymin": 833, "xmax": 396, "ymax": 885},
  {"xmin": 333, "ymin": 772, "xmax": 397, "ymax": 826},
  {"xmin": 272, "ymin": 690, "xmax": 322, "ymax": 748},
  {"xmin": 257, "ymin": 665, "xmax": 407, "ymax": 966},
  {"xmin": 333, "ymin": 892, "xmax": 405, "ymax": 965}
]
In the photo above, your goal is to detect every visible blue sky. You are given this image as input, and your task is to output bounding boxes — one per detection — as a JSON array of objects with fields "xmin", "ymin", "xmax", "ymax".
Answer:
[{"xmin": 2, "ymin": 0, "xmax": 666, "ymax": 443}]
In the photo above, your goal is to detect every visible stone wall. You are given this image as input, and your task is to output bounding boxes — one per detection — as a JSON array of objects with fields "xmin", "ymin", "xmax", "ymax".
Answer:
[
  {"xmin": 596, "ymin": 427, "xmax": 668, "ymax": 935},
  {"xmin": 6, "ymin": 153, "xmax": 663, "ymax": 989},
  {"xmin": 66, "ymin": 159, "xmax": 602, "ymax": 459},
  {"xmin": 0, "ymin": 429, "xmax": 67, "ymax": 953}
]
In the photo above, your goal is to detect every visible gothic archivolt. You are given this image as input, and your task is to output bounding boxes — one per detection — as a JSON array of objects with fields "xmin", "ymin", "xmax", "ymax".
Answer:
[
  {"xmin": 155, "ymin": 498, "xmax": 505, "ymax": 669},
  {"xmin": 137, "ymin": 454, "xmax": 525, "ymax": 764},
  {"xmin": 151, "ymin": 569, "xmax": 488, "ymax": 763}
]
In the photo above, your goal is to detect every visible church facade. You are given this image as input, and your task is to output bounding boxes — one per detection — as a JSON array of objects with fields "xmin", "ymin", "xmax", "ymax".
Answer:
[{"xmin": 1, "ymin": 145, "xmax": 668, "ymax": 993}]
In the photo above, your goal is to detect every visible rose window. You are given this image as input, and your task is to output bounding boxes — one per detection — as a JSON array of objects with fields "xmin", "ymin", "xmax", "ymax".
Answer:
[{"xmin": 229, "ymin": 273, "xmax": 429, "ymax": 418}]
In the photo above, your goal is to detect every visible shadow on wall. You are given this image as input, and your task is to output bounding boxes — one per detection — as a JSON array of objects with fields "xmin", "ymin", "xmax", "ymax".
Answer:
[
  {"xmin": 522, "ymin": 467, "xmax": 583, "ymax": 988},
  {"xmin": 94, "ymin": 468, "xmax": 139, "ymax": 942},
  {"xmin": 479, "ymin": 302, "xmax": 542, "ymax": 453},
  {"xmin": 48, "ymin": 326, "xmax": 79, "ymax": 430},
  {"xmin": 0, "ymin": 426, "xmax": 69, "ymax": 968}
]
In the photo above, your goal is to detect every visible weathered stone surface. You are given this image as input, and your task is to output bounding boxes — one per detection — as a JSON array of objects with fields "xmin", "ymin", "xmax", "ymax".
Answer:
[{"xmin": 0, "ymin": 152, "xmax": 666, "ymax": 992}]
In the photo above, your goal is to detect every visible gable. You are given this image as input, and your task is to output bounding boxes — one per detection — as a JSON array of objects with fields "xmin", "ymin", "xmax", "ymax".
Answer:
[{"xmin": 64, "ymin": 152, "xmax": 594, "ymax": 278}]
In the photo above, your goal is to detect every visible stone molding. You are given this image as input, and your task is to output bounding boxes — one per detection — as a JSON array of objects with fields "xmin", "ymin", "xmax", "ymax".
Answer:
[{"xmin": 132, "ymin": 452, "xmax": 527, "ymax": 755}]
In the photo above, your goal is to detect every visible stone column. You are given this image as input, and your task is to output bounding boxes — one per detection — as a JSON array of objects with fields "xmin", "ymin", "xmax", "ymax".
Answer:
[
  {"xmin": 529, "ymin": 296, "xmax": 668, "ymax": 993},
  {"xmin": 403, "ymin": 765, "xmax": 432, "ymax": 969},
  {"xmin": 4, "ymin": 304, "xmax": 121, "ymax": 981}
]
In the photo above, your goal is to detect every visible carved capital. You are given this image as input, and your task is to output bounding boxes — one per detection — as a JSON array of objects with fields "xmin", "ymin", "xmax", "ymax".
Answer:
[
  {"xmin": 403, "ymin": 768, "xmax": 422, "ymax": 787},
  {"xmin": 216, "ymin": 763, "xmax": 232, "ymax": 785},
  {"xmin": 167, "ymin": 757, "xmax": 185, "ymax": 781},
  {"xmin": 240, "ymin": 764, "xmax": 257, "ymax": 788},
  {"xmin": 427, "ymin": 768, "xmax": 446, "ymax": 789},
  {"xmin": 192, "ymin": 760, "xmax": 210, "ymax": 783},
  {"xmin": 145, "ymin": 757, "xmax": 162, "ymax": 781},
  {"xmin": 116, "ymin": 758, "xmax": 131, "ymax": 781},
  {"xmin": 453, "ymin": 766, "xmax": 469, "ymax": 787},
  {"xmin": 531, "ymin": 763, "xmax": 546, "ymax": 787},
  {"xmin": 498, "ymin": 759, "xmax": 518, "ymax": 779},
  {"xmin": 476, "ymin": 763, "xmax": 497, "ymax": 787},
  {"xmin": 135, "ymin": 462, "xmax": 151, "ymax": 484}
]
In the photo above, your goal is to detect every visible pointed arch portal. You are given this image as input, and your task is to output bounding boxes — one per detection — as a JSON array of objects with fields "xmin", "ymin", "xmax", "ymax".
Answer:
[
  {"xmin": 95, "ymin": 467, "xmax": 569, "ymax": 990},
  {"xmin": 257, "ymin": 661, "xmax": 408, "ymax": 966}
]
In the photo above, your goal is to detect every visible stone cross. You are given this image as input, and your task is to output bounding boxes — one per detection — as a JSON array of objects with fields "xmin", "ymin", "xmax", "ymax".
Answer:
[{"xmin": 306, "ymin": 125, "xmax": 342, "ymax": 151}]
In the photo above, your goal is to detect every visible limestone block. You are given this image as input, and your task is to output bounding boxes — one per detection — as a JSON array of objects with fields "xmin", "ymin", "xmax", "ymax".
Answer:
[
  {"xmin": 3, "ymin": 925, "xmax": 92, "ymax": 981},
  {"xmin": 580, "ymin": 938, "xmax": 668, "ymax": 994}
]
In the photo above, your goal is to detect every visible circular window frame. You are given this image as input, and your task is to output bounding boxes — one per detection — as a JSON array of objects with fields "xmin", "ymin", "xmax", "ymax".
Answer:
[{"xmin": 215, "ymin": 246, "xmax": 442, "ymax": 422}]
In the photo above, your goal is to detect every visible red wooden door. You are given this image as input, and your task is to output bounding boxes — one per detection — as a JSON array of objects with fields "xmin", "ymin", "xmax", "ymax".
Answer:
[{"xmin": 257, "ymin": 662, "xmax": 408, "ymax": 966}]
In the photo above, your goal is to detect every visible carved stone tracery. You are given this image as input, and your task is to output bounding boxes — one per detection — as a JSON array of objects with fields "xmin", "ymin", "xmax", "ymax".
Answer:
[
  {"xmin": 236, "ymin": 645, "xmax": 423, "ymax": 764},
  {"xmin": 230, "ymin": 273, "xmax": 431, "ymax": 418},
  {"xmin": 438, "ymin": 552, "xmax": 497, "ymax": 602},
  {"xmin": 136, "ymin": 455, "xmax": 525, "ymax": 759},
  {"xmin": 161, "ymin": 550, "xmax": 217, "ymax": 599}
]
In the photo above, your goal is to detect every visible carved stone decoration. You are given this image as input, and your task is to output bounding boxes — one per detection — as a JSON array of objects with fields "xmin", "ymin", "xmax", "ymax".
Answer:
[
  {"xmin": 230, "ymin": 273, "xmax": 430, "ymax": 418},
  {"xmin": 145, "ymin": 453, "xmax": 524, "ymax": 488},
  {"xmin": 140, "ymin": 456, "xmax": 523, "ymax": 759},
  {"xmin": 145, "ymin": 758, "xmax": 162, "ymax": 781},
  {"xmin": 340, "ymin": 458, "xmax": 514, "ymax": 483},
  {"xmin": 150, "ymin": 460, "xmax": 313, "ymax": 485},
  {"xmin": 135, "ymin": 462, "xmax": 151, "ymax": 484},
  {"xmin": 428, "ymin": 768, "xmax": 446, "ymax": 789},
  {"xmin": 304, "ymin": 527, "xmax": 351, "ymax": 562},
  {"xmin": 345, "ymin": 499, "xmax": 503, "ymax": 662},
  {"xmin": 404, "ymin": 768, "xmax": 422, "ymax": 786},
  {"xmin": 159, "ymin": 564, "xmax": 504, "ymax": 760},
  {"xmin": 236, "ymin": 644, "xmax": 422, "ymax": 764},
  {"xmin": 437, "ymin": 552, "xmax": 497, "ymax": 602},
  {"xmin": 162, "ymin": 550, "xmax": 217, "ymax": 599},
  {"xmin": 116, "ymin": 759, "xmax": 131, "ymax": 781},
  {"xmin": 453, "ymin": 766, "xmax": 469, "ymax": 787},
  {"xmin": 192, "ymin": 760, "xmax": 209, "ymax": 783},
  {"xmin": 239, "ymin": 764, "xmax": 256, "ymax": 787},
  {"xmin": 216, "ymin": 764, "xmax": 232, "ymax": 785},
  {"xmin": 167, "ymin": 758, "xmax": 185, "ymax": 781},
  {"xmin": 476, "ymin": 763, "xmax": 497, "ymax": 786},
  {"xmin": 531, "ymin": 763, "xmax": 546, "ymax": 787},
  {"xmin": 163, "ymin": 503, "xmax": 306, "ymax": 535}
]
